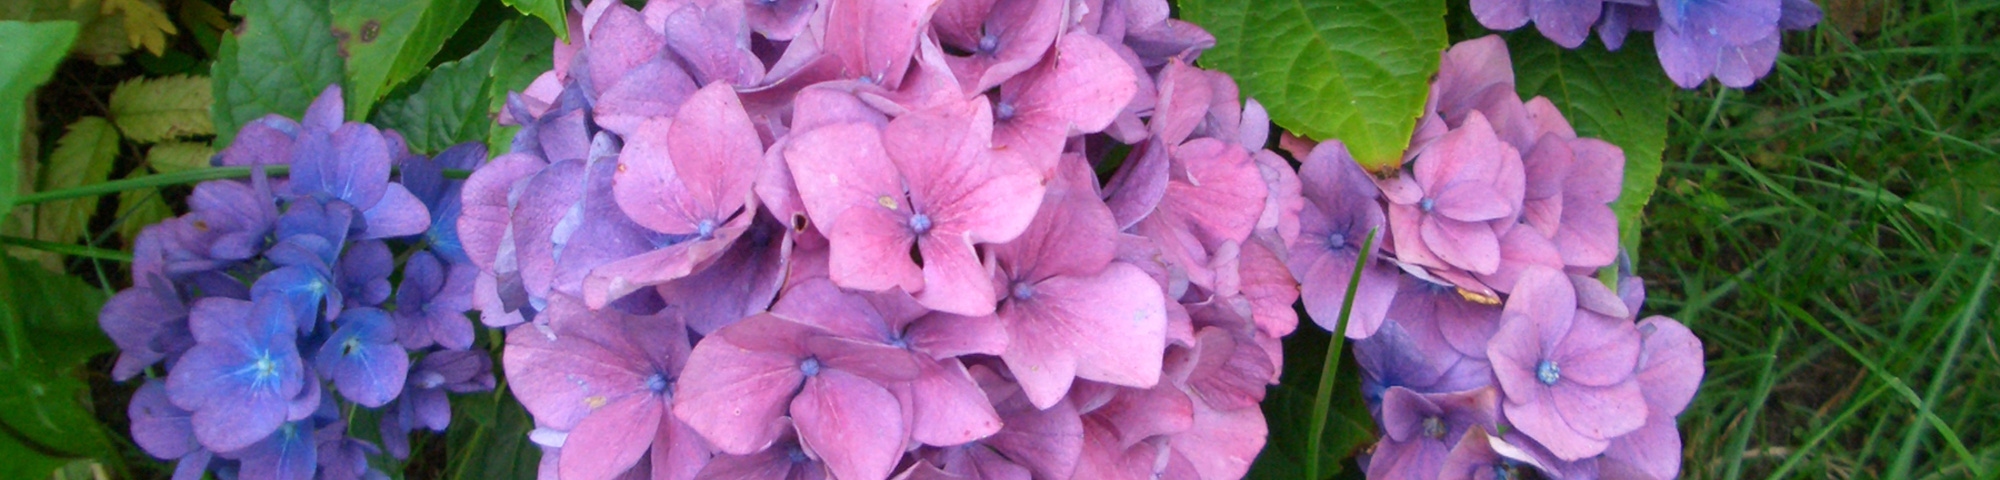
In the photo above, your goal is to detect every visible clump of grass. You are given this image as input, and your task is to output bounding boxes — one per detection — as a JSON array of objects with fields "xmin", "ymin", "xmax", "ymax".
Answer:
[{"xmin": 1642, "ymin": 0, "xmax": 2000, "ymax": 477}]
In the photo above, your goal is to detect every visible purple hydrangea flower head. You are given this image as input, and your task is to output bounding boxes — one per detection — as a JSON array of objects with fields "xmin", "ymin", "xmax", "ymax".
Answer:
[
  {"xmin": 1287, "ymin": 140, "xmax": 1400, "ymax": 338},
  {"xmin": 1487, "ymin": 266, "xmax": 1647, "ymax": 460},
  {"xmin": 785, "ymin": 99, "xmax": 1045, "ymax": 315},
  {"xmin": 1367, "ymin": 386, "xmax": 1501, "ymax": 480},
  {"xmin": 165, "ymin": 297, "xmax": 304, "ymax": 453}
]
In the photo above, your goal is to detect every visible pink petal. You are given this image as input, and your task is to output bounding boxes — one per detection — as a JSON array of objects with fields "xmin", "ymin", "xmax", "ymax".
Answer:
[
  {"xmin": 907, "ymin": 359, "xmax": 1003, "ymax": 447},
  {"xmin": 784, "ymin": 122, "xmax": 902, "ymax": 238},
  {"xmin": 1001, "ymin": 263, "xmax": 1167, "ymax": 408},
  {"xmin": 1432, "ymin": 183, "xmax": 1512, "ymax": 222},
  {"xmin": 887, "ymin": 101, "xmax": 1045, "ymax": 246},
  {"xmin": 582, "ymin": 226, "xmax": 745, "ymax": 309},
  {"xmin": 792, "ymin": 369, "xmax": 906, "ymax": 480},
  {"xmin": 1419, "ymin": 216, "xmax": 1503, "ymax": 274},
  {"xmin": 828, "ymin": 205, "xmax": 924, "ymax": 294},
  {"xmin": 559, "ymin": 396, "xmax": 662, "ymax": 480},
  {"xmin": 821, "ymin": 0, "xmax": 932, "ymax": 87},
  {"xmin": 673, "ymin": 333, "xmax": 806, "ymax": 454},
  {"xmin": 1551, "ymin": 312, "xmax": 1643, "ymax": 387},
  {"xmin": 1171, "ymin": 394, "xmax": 1268, "ymax": 480},
  {"xmin": 1636, "ymin": 317, "xmax": 1703, "ymax": 415},
  {"xmin": 1502, "ymin": 388, "xmax": 1608, "ymax": 460},
  {"xmin": 1550, "ymin": 380, "xmax": 1648, "ymax": 445},
  {"xmin": 1149, "ymin": 60, "xmax": 1213, "ymax": 146},
  {"xmin": 912, "ymin": 232, "xmax": 1001, "ymax": 316},
  {"xmin": 667, "ymin": 83, "xmax": 762, "ymax": 220},
  {"xmin": 593, "ymin": 60, "xmax": 698, "ymax": 136},
  {"xmin": 905, "ymin": 312, "xmax": 1010, "ymax": 358}
]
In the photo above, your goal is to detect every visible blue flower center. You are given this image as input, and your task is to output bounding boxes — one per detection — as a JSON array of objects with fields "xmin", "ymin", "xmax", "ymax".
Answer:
[
  {"xmin": 800, "ymin": 357, "xmax": 822, "ymax": 377},
  {"xmin": 646, "ymin": 373, "xmax": 669, "ymax": 394},
  {"xmin": 1419, "ymin": 198, "xmax": 1436, "ymax": 213},
  {"xmin": 977, "ymin": 33, "xmax": 1000, "ymax": 54},
  {"xmin": 1536, "ymin": 360, "xmax": 1561, "ymax": 385},
  {"xmin": 1011, "ymin": 281, "xmax": 1035, "ymax": 301},
  {"xmin": 995, "ymin": 102, "xmax": 1017, "ymax": 122},
  {"xmin": 787, "ymin": 445, "xmax": 810, "ymax": 463},
  {"xmin": 1327, "ymin": 232, "xmax": 1347, "ymax": 249},
  {"xmin": 888, "ymin": 334, "xmax": 910, "ymax": 349},
  {"xmin": 253, "ymin": 356, "xmax": 280, "ymax": 379},
  {"xmin": 1423, "ymin": 416, "xmax": 1446, "ymax": 439},
  {"xmin": 696, "ymin": 219, "xmax": 717, "ymax": 240},
  {"xmin": 909, "ymin": 214, "xmax": 933, "ymax": 235}
]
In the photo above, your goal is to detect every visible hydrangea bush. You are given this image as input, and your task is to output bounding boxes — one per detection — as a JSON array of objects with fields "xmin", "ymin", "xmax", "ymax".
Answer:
[
  {"xmin": 1471, "ymin": 0, "xmax": 1824, "ymax": 87},
  {"xmin": 76, "ymin": 0, "xmax": 1725, "ymax": 479},
  {"xmin": 99, "ymin": 86, "xmax": 495, "ymax": 480},
  {"xmin": 1281, "ymin": 36, "xmax": 1707, "ymax": 479},
  {"xmin": 458, "ymin": 0, "xmax": 1300, "ymax": 478}
]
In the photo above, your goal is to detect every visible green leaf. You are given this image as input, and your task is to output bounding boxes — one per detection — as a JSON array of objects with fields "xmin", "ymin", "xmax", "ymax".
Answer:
[
  {"xmin": 0, "ymin": 20, "xmax": 79, "ymax": 216},
  {"xmin": 500, "ymin": 0, "xmax": 567, "ymax": 44},
  {"xmin": 0, "ymin": 428, "xmax": 73, "ymax": 480},
  {"xmin": 0, "ymin": 255, "xmax": 114, "ymax": 460},
  {"xmin": 114, "ymin": 187, "xmax": 171, "ymax": 243},
  {"xmin": 108, "ymin": 74, "xmax": 214, "ymax": 143},
  {"xmin": 332, "ymin": 0, "xmax": 481, "ymax": 118},
  {"xmin": 143, "ymin": 141, "xmax": 214, "ymax": 174},
  {"xmin": 444, "ymin": 388, "xmax": 541, "ymax": 480},
  {"xmin": 32, "ymin": 116, "xmax": 120, "ymax": 246},
  {"xmin": 1509, "ymin": 35, "xmax": 1670, "ymax": 259},
  {"xmin": 210, "ymin": 0, "xmax": 343, "ymax": 146},
  {"xmin": 482, "ymin": 18, "xmax": 555, "ymax": 155},
  {"xmin": 1179, "ymin": 0, "xmax": 1447, "ymax": 171},
  {"xmin": 369, "ymin": 20, "xmax": 509, "ymax": 155}
]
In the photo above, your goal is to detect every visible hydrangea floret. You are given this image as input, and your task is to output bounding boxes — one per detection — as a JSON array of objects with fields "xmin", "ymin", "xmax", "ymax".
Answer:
[{"xmin": 1472, "ymin": 0, "xmax": 1824, "ymax": 88}]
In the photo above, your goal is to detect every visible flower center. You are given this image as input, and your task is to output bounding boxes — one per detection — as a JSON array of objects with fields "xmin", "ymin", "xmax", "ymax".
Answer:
[
  {"xmin": 800, "ymin": 357, "xmax": 822, "ymax": 377},
  {"xmin": 341, "ymin": 337, "xmax": 362, "ymax": 356},
  {"xmin": 1422, "ymin": 416, "xmax": 1447, "ymax": 439},
  {"xmin": 908, "ymin": 214, "xmax": 933, "ymax": 235},
  {"xmin": 995, "ymin": 102, "xmax": 1017, "ymax": 122},
  {"xmin": 1327, "ymin": 232, "xmax": 1347, "ymax": 249},
  {"xmin": 696, "ymin": 219, "xmax": 717, "ymax": 240},
  {"xmin": 253, "ymin": 356, "xmax": 279, "ymax": 379},
  {"xmin": 787, "ymin": 444, "xmax": 810, "ymax": 463},
  {"xmin": 1418, "ymin": 198, "xmax": 1436, "ymax": 213},
  {"xmin": 1536, "ymin": 359, "xmax": 1561, "ymax": 385},
  {"xmin": 646, "ymin": 373, "xmax": 670, "ymax": 394},
  {"xmin": 1011, "ymin": 281, "xmax": 1035, "ymax": 301},
  {"xmin": 977, "ymin": 33, "xmax": 1000, "ymax": 54}
]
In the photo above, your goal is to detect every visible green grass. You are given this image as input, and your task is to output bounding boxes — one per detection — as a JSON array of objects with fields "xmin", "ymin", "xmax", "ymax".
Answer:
[{"xmin": 1641, "ymin": 0, "xmax": 2000, "ymax": 477}]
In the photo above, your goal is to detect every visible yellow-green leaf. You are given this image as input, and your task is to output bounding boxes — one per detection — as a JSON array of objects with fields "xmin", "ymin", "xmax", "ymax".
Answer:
[
  {"xmin": 32, "ymin": 116, "xmax": 119, "ymax": 246},
  {"xmin": 108, "ymin": 74, "xmax": 213, "ymax": 143},
  {"xmin": 98, "ymin": 0, "xmax": 174, "ymax": 55},
  {"xmin": 142, "ymin": 141, "xmax": 211, "ymax": 173}
]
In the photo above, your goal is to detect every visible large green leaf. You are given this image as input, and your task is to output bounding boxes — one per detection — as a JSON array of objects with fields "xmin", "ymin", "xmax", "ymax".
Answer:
[
  {"xmin": 210, "ymin": 0, "xmax": 343, "ymax": 146},
  {"xmin": 500, "ymin": 0, "xmax": 567, "ymax": 43},
  {"xmin": 1509, "ymin": 35, "xmax": 1670, "ymax": 259},
  {"xmin": 30, "ymin": 116, "xmax": 120, "ymax": 247},
  {"xmin": 369, "ymin": 20, "xmax": 510, "ymax": 155},
  {"xmin": 332, "ymin": 0, "xmax": 481, "ymax": 118},
  {"xmin": 0, "ymin": 256, "xmax": 114, "ymax": 461},
  {"xmin": 483, "ymin": 18, "xmax": 555, "ymax": 155},
  {"xmin": 1180, "ymin": 0, "xmax": 1447, "ymax": 171},
  {"xmin": 0, "ymin": 20, "xmax": 78, "ymax": 216}
]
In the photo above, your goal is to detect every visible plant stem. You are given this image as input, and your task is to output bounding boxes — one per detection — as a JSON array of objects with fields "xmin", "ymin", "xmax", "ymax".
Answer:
[
  {"xmin": 0, "ymin": 235, "xmax": 134, "ymax": 262},
  {"xmin": 1305, "ymin": 228, "xmax": 1376, "ymax": 480}
]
